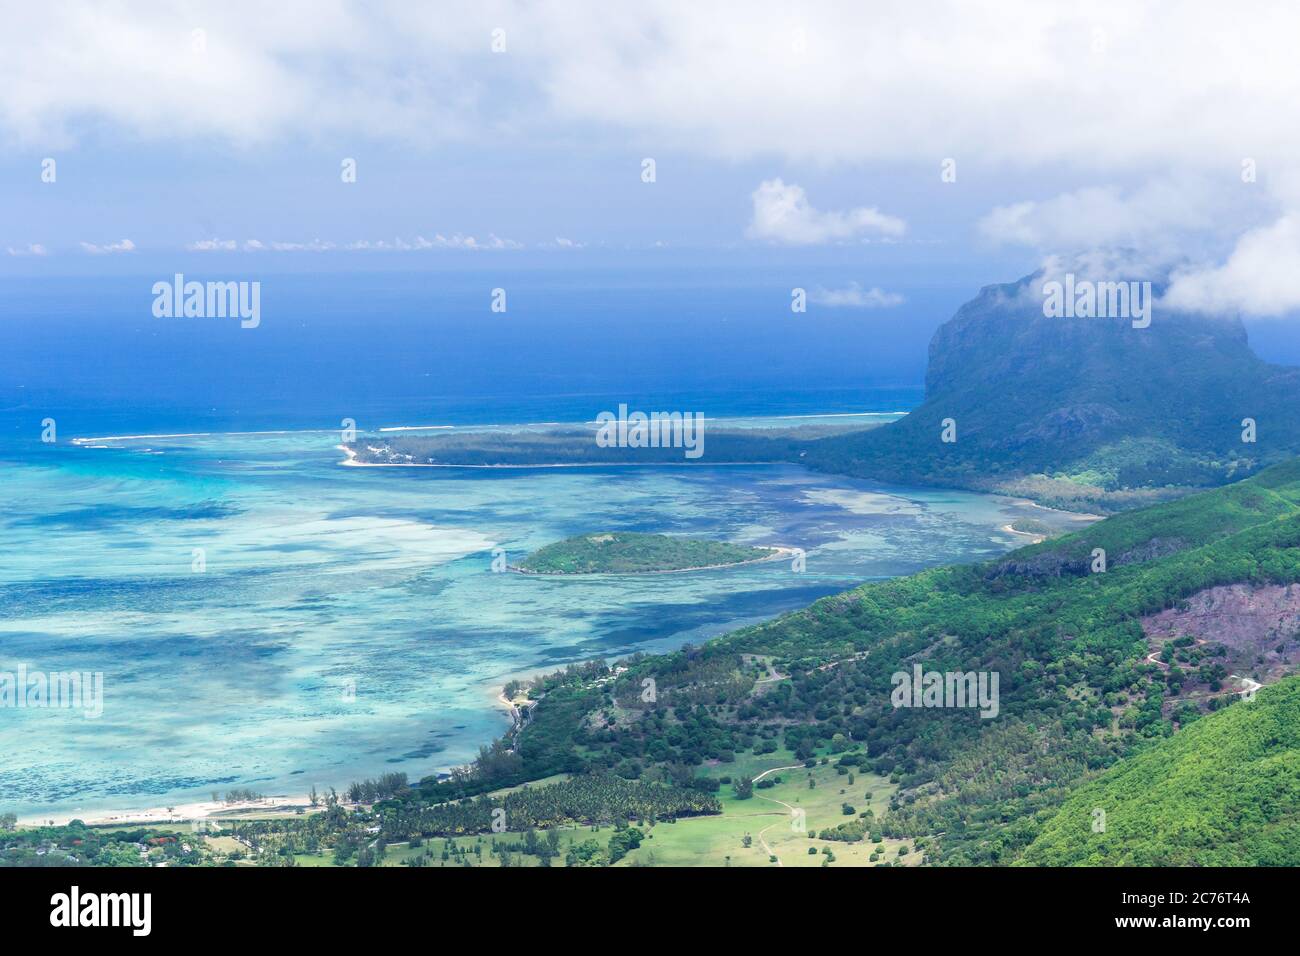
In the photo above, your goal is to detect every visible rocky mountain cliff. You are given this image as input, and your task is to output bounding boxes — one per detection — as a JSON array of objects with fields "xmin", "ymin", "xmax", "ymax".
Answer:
[{"xmin": 807, "ymin": 271, "xmax": 1300, "ymax": 511}]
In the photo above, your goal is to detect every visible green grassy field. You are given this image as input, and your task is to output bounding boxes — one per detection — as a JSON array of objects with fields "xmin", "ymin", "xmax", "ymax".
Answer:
[
  {"xmin": 638, "ymin": 755, "xmax": 915, "ymax": 868},
  {"xmin": 286, "ymin": 753, "xmax": 915, "ymax": 868}
]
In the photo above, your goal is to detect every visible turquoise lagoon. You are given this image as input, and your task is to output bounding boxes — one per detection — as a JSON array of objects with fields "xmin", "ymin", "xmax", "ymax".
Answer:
[{"xmin": 0, "ymin": 423, "xmax": 1086, "ymax": 820}]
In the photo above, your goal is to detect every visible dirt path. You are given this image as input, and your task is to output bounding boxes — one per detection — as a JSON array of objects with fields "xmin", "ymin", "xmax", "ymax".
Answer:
[
  {"xmin": 746, "ymin": 654, "xmax": 788, "ymax": 685},
  {"xmin": 1144, "ymin": 640, "xmax": 1263, "ymax": 699},
  {"xmin": 754, "ymin": 794, "xmax": 800, "ymax": 866},
  {"xmin": 752, "ymin": 765, "xmax": 803, "ymax": 782},
  {"xmin": 1145, "ymin": 637, "xmax": 1208, "ymax": 668},
  {"xmin": 816, "ymin": 651, "xmax": 871, "ymax": 673},
  {"xmin": 1230, "ymin": 675, "xmax": 1262, "ymax": 699},
  {"xmin": 754, "ymin": 667, "xmax": 786, "ymax": 684},
  {"xmin": 750, "ymin": 765, "xmax": 805, "ymax": 866}
]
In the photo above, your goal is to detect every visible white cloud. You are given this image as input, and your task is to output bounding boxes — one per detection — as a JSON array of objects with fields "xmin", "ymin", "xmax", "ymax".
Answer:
[
  {"xmin": 346, "ymin": 234, "xmax": 523, "ymax": 251},
  {"xmin": 421, "ymin": 233, "xmax": 523, "ymax": 250},
  {"xmin": 346, "ymin": 239, "xmax": 402, "ymax": 251},
  {"xmin": 810, "ymin": 283, "xmax": 904, "ymax": 308},
  {"xmin": 1163, "ymin": 216, "xmax": 1300, "ymax": 317},
  {"xmin": 3, "ymin": 2, "xmax": 1300, "ymax": 174},
  {"xmin": 0, "ymin": 4, "xmax": 487, "ymax": 148},
  {"xmin": 977, "ymin": 180, "xmax": 1238, "ymax": 254},
  {"xmin": 181, "ymin": 234, "xmax": 526, "ymax": 252},
  {"xmin": 978, "ymin": 179, "xmax": 1300, "ymax": 316},
  {"xmin": 269, "ymin": 239, "xmax": 335, "ymax": 252},
  {"xmin": 79, "ymin": 238, "xmax": 135, "ymax": 254},
  {"xmin": 6, "ymin": 243, "xmax": 48, "ymax": 256},
  {"xmin": 187, "ymin": 238, "xmax": 238, "ymax": 251},
  {"xmin": 532, "ymin": 2, "xmax": 1300, "ymax": 173},
  {"xmin": 187, "ymin": 238, "xmax": 271, "ymax": 251},
  {"xmin": 8, "ymin": 2, "xmax": 1300, "ymax": 312},
  {"xmin": 746, "ymin": 179, "xmax": 904, "ymax": 245}
]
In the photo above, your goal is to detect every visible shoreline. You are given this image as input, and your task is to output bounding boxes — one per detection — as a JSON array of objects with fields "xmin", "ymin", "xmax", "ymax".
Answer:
[
  {"xmin": 482, "ymin": 665, "xmax": 559, "ymax": 729},
  {"xmin": 19, "ymin": 430, "xmax": 1101, "ymax": 832},
  {"xmin": 340, "ymin": 452, "xmax": 787, "ymax": 470},
  {"xmin": 1022, "ymin": 498, "xmax": 1107, "ymax": 521},
  {"xmin": 17, "ymin": 794, "xmax": 318, "ymax": 829},
  {"xmin": 1000, "ymin": 523, "xmax": 1047, "ymax": 543},
  {"xmin": 18, "ymin": 656, "xmax": 663, "ymax": 829},
  {"xmin": 72, "ymin": 410, "xmax": 908, "ymax": 445}
]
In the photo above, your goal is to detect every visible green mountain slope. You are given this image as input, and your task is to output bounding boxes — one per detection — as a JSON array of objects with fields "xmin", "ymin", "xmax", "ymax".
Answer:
[
  {"xmin": 362, "ymin": 272, "xmax": 1300, "ymax": 515},
  {"xmin": 1021, "ymin": 675, "xmax": 1300, "ymax": 866},
  {"xmin": 412, "ymin": 460, "xmax": 1300, "ymax": 864},
  {"xmin": 805, "ymin": 272, "xmax": 1300, "ymax": 511},
  {"xmin": 76, "ymin": 461, "xmax": 1300, "ymax": 866}
]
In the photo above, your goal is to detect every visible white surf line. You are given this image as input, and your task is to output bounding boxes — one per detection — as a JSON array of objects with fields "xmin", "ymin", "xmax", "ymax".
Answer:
[
  {"xmin": 339, "ymin": 459, "xmax": 786, "ymax": 469},
  {"xmin": 1001, "ymin": 523, "xmax": 1046, "ymax": 541},
  {"xmin": 373, "ymin": 409, "xmax": 909, "ymax": 433},
  {"xmin": 72, "ymin": 432, "xmax": 216, "ymax": 443},
  {"xmin": 72, "ymin": 427, "xmax": 340, "ymax": 444},
  {"xmin": 73, "ymin": 409, "xmax": 909, "ymax": 445},
  {"xmin": 1023, "ymin": 499, "xmax": 1106, "ymax": 521},
  {"xmin": 18, "ymin": 794, "xmax": 313, "ymax": 828},
  {"xmin": 756, "ymin": 411, "xmax": 909, "ymax": 419},
  {"xmin": 377, "ymin": 425, "xmax": 456, "ymax": 432}
]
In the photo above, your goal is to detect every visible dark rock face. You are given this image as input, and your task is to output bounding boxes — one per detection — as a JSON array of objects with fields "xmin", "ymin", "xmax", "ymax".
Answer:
[
  {"xmin": 1010, "ymin": 403, "xmax": 1124, "ymax": 446},
  {"xmin": 807, "ymin": 271, "xmax": 1300, "ymax": 495},
  {"xmin": 1141, "ymin": 582, "xmax": 1300, "ymax": 687}
]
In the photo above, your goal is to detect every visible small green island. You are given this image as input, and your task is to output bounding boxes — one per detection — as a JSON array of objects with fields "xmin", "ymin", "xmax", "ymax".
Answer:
[{"xmin": 515, "ymin": 532, "xmax": 783, "ymax": 575}]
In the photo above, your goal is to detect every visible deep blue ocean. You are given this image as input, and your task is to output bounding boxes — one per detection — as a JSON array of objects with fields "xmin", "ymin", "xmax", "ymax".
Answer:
[{"xmin": 0, "ymin": 270, "xmax": 933, "ymax": 440}]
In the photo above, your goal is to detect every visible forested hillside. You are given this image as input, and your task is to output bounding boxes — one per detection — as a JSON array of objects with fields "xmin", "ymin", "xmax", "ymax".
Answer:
[
  {"xmin": 15, "ymin": 462, "xmax": 1298, "ymax": 867},
  {"xmin": 438, "ymin": 460, "xmax": 1300, "ymax": 864},
  {"xmin": 1021, "ymin": 675, "xmax": 1300, "ymax": 866},
  {"xmin": 805, "ymin": 273, "xmax": 1300, "ymax": 512}
]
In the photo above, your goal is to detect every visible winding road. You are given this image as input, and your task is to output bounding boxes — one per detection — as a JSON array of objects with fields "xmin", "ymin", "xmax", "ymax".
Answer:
[{"xmin": 751, "ymin": 765, "xmax": 804, "ymax": 866}]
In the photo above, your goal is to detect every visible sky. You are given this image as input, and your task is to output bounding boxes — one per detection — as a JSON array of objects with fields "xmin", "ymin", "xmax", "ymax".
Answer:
[{"xmin": 2, "ymin": 0, "xmax": 1300, "ymax": 344}]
